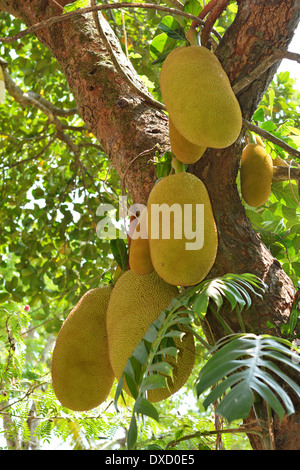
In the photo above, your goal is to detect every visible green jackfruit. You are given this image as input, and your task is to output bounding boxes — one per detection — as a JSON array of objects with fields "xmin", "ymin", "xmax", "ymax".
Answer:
[
  {"xmin": 147, "ymin": 172, "xmax": 218, "ymax": 287},
  {"xmin": 169, "ymin": 116, "xmax": 206, "ymax": 164},
  {"xmin": 106, "ymin": 270, "xmax": 195, "ymax": 402},
  {"xmin": 160, "ymin": 46, "xmax": 242, "ymax": 149},
  {"xmin": 240, "ymin": 143, "xmax": 273, "ymax": 207},
  {"xmin": 51, "ymin": 286, "xmax": 114, "ymax": 411}
]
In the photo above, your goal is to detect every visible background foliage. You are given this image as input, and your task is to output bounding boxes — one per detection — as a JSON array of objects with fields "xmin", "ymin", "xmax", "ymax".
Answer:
[{"xmin": 0, "ymin": 1, "xmax": 300, "ymax": 450}]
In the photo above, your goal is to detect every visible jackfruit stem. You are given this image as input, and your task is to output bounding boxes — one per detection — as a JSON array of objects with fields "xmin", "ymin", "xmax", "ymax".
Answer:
[
  {"xmin": 171, "ymin": 156, "xmax": 186, "ymax": 174},
  {"xmin": 186, "ymin": 28, "xmax": 200, "ymax": 46}
]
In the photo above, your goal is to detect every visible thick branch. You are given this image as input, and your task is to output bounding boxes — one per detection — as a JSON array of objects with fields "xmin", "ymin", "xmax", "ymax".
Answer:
[{"xmin": 272, "ymin": 165, "xmax": 300, "ymax": 182}]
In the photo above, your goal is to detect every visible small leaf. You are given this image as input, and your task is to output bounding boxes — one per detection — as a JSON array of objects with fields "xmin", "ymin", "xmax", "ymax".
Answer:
[
  {"xmin": 140, "ymin": 374, "xmax": 168, "ymax": 392},
  {"xmin": 135, "ymin": 397, "xmax": 159, "ymax": 422},
  {"xmin": 143, "ymin": 323, "xmax": 158, "ymax": 343},
  {"xmin": 252, "ymin": 108, "xmax": 265, "ymax": 122},
  {"xmin": 155, "ymin": 346, "xmax": 178, "ymax": 358},
  {"xmin": 124, "ymin": 372, "xmax": 139, "ymax": 400},
  {"xmin": 164, "ymin": 329, "xmax": 184, "ymax": 339},
  {"xmin": 110, "ymin": 239, "xmax": 128, "ymax": 270},
  {"xmin": 127, "ymin": 414, "xmax": 138, "ymax": 450},
  {"xmin": 193, "ymin": 293, "xmax": 209, "ymax": 318},
  {"xmin": 64, "ymin": 0, "xmax": 89, "ymax": 13},
  {"xmin": 0, "ymin": 292, "xmax": 10, "ymax": 303},
  {"xmin": 158, "ymin": 16, "xmax": 187, "ymax": 42},
  {"xmin": 132, "ymin": 341, "xmax": 149, "ymax": 365},
  {"xmin": 148, "ymin": 361, "xmax": 173, "ymax": 378}
]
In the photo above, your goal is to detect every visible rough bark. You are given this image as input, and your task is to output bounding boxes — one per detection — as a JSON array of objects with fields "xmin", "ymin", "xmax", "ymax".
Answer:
[{"xmin": 1, "ymin": 0, "xmax": 300, "ymax": 450}]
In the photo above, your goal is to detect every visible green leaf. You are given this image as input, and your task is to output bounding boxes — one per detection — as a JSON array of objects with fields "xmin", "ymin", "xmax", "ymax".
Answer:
[
  {"xmin": 148, "ymin": 361, "xmax": 173, "ymax": 378},
  {"xmin": 140, "ymin": 374, "xmax": 168, "ymax": 393},
  {"xmin": 216, "ymin": 382, "xmax": 254, "ymax": 422},
  {"xmin": 150, "ymin": 33, "xmax": 175, "ymax": 62},
  {"xmin": 127, "ymin": 414, "xmax": 138, "ymax": 450},
  {"xmin": 158, "ymin": 16, "xmax": 187, "ymax": 42},
  {"xmin": 132, "ymin": 341, "xmax": 149, "ymax": 365},
  {"xmin": 124, "ymin": 372, "xmax": 139, "ymax": 400},
  {"xmin": 183, "ymin": 0, "xmax": 202, "ymax": 17},
  {"xmin": 134, "ymin": 397, "xmax": 159, "ymax": 422},
  {"xmin": 154, "ymin": 346, "xmax": 178, "ymax": 358},
  {"xmin": 143, "ymin": 323, "xmax": 158, "ymax": 343},
  {"xmin": 196, "ymin": 334, "xmax": 300, "ymax": 422},
  {"xmin": 252, "ymin": 108, "xmax": 265, "ymax": 122},
  {"xmin": 193, "ymin": 292, "xmax": 209, "ymax": 318},
  {"xmin": 64, "ymin": 0, "xmax": 89, "ymax": 13},
  {"xmin": 0, "ymin": 292, "xmax": 10, "ymax": 303},
  {"xmin": 110, "ymin": 238, "xmax": 128, "ymax": 270}
]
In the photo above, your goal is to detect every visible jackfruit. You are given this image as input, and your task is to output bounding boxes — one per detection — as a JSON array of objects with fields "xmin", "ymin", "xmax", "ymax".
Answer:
[
  {"xmin": 51, "ymin": 286, "xmax": 114, "ymax": 411},
  {"xmin": 240, "ymin": 143, "xmax": 273, "ymax": 207},
  {"xmin": 106, "ymin": 270, "xmax": 195, "ymax": 402},
  {"xmin": 169, "ymin": 116, "xmax": 206, "ymax": 164},
  {"xmin": 160, "ymin": 45, "xmax": 242, "ymax": 149},
  {"xmin": 129, "ymin": 209, "xmax": 154, "ymax": 275},
  {"xmin": 147, "ymin": 172, "xmax": 218, "ymax": 287}
]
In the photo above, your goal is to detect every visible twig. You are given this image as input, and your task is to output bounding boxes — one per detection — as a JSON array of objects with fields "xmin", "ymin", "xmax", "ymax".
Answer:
[
  {"xmin": 242, "ymin": 119, "xmax": 300, "ymax": 160},
  {"xmin": 165, "ymin": 421, "xmax": 264, "ymax": 449},
  {"xmin": 121, "ymin": 144, "xmax": 159, "ymax": 194},
  {"xmin": 1, "ymin": 64, "xmax": 81, "ymax": 157},
  {"xmin": 4, "ymin": 136, "xmax": 57, "ymax": 169},
  {"xmin": 0, "ymin": 3, "xmax": 209, "ymax": 45},
  {"xmin": 120, "ymin": 9, "xmax": 128, "ymax": 58}
]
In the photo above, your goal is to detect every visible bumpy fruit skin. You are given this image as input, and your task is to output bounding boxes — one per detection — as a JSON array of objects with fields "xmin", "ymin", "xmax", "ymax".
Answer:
[
  {"xmin": 169, "ymin": 116, "xmax": 206, "ymax": 164},
  {"xmin": 160, "ymin": 46, "xmax": 242, "ymax": 148},
  {"xmin": 147, "ymin": 172, "xmax": 218, "ymax": 287},
  {"xmin": 106, "ymin": 270, "xmax": 194, "ymax": 402},
  {"xmin": 129, "ymin": 210, "xmax": 154, "ymax": 275},
  {"xmin": 240, "ymin": 143, "xmax": 273, "ymax": 207},
  {"xmin": 51, "ymin": 286, "xmax": 114, "ymax": 411}
]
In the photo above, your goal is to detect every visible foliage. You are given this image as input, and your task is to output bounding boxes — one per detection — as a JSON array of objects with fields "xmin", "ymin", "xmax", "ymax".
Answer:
[{"xmin": 0, "ymin": 0, "xmax": 299, "ymax": 451}]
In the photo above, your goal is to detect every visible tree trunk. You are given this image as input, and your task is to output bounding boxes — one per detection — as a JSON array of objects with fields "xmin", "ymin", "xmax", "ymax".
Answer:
[{"xmin": 1, "ymin": 0, "xmax": 299, "ymax": 450}]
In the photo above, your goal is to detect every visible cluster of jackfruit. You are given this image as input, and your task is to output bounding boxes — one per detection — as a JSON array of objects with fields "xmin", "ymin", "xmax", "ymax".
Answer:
[
  {"xmin": 51, "ymin": 44, "xmax": 247, "ymax": 411},
  {"xmin": 51, "ymin": 269, "xmax": 195, "ymax": 410}
]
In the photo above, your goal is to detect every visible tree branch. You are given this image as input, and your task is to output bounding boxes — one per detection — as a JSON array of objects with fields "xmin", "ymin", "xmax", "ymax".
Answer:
[
  {"xmin": 242, "ymin": 119, "xmax": 300, "ymax": 160},
  {"xmin": 1, "ymin": 62, "xmax": 81, "ymax": 157},
  {"xmin": 272, "ymin": 165, "xmax": 300, "ymax": 182},
  {"xmin": 233, "ymin": 49, "xmax": 300, "ymax": 94},
  {"xmin": 0, "ymin": 3, "xmax": 209, "ymax": 44}
]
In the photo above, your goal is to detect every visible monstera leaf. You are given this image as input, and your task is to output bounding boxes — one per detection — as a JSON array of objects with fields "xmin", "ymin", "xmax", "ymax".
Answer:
[{"xmin": 196, "ymin": 333, "xmax": 300, "ymax": 422}]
